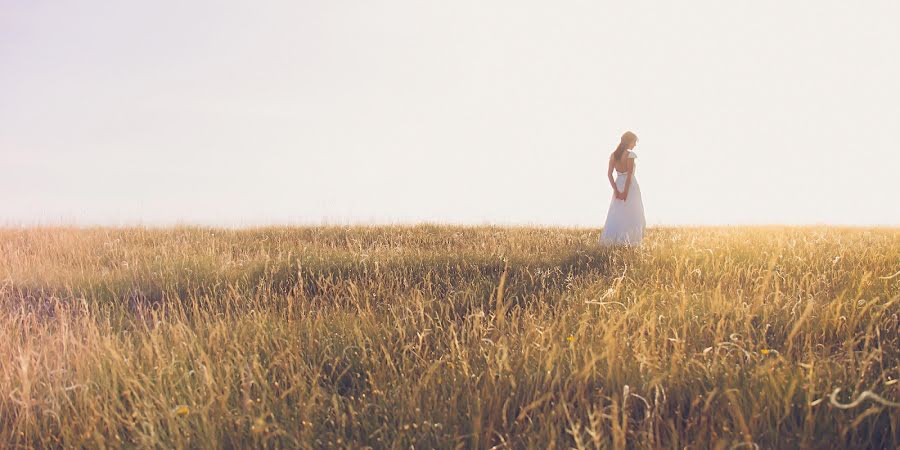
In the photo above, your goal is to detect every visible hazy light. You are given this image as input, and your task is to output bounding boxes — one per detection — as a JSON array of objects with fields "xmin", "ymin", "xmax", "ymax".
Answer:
[{"xmin": 2, "ymin": 1, "xmax": 898, "ymax": 226}]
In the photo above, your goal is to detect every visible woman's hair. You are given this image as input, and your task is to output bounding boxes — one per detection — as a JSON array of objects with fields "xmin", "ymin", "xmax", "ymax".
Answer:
[{"xmin": 612, "ymin": 131, "xmax": 638, "ymax": 161}]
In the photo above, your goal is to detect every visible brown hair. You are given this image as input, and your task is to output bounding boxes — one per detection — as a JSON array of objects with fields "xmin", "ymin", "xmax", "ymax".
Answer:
[{"xmin": 612, "ymin": 131, "xmax": 638, "ymax": 161}]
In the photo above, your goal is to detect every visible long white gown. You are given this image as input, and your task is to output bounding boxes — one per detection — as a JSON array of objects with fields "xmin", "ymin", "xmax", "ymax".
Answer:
[{"xmin": 600, "ymin": 151, "xmax": 646, "ymax": 246}]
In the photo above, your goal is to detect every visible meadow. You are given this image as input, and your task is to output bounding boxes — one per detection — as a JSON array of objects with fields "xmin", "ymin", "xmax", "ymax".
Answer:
[{"xmin": 0, "ymin": 226, "xmax": 897, "ymax": 449}]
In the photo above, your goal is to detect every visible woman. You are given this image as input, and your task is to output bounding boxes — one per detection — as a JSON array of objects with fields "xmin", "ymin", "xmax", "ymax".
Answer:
[{"xmin": 600, "ymin": 131, "xmax": 646, "ymax": 245}]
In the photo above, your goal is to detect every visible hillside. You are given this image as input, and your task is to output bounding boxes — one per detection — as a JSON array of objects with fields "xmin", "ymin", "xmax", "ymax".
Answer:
[{"xmin": 1, "ymin": 226, "xmax": 897, "ymax": 448}]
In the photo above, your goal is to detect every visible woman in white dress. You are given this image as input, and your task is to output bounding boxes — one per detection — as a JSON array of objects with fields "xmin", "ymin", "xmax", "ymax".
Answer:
[{"xmin": 600, "ymin": 131, "xmax": 646, "ymax": 245}]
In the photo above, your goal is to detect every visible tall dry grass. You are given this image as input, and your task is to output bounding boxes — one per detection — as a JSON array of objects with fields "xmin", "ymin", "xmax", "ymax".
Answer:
[{"xmin": 0, "ymin": 226, "xmax": 897, "ymax": 448}]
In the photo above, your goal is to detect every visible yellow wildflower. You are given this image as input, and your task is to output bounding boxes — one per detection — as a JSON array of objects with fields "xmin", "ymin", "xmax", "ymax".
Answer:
[
  {"xmin": 251, "ymin": 417, "xmax": 266, "ymax": 434},
  {"xmin": 174, "ymin": 405, "xmax": 190, "ymax": 416},
  {"xmin": 566, "ymin": 336, "xmax": 575, "ymax": 343}
]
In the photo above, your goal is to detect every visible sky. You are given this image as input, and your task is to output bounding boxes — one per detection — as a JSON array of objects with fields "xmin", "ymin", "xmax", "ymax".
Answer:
[{"xmin": 2, "ymin": 0, "xmax": 899, "ymax": 227}]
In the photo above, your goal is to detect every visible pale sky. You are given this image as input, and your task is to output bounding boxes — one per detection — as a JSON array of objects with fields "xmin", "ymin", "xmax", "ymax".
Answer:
[{"xmin": 2, "ymin": 1, "xmax": 899, "ymax": 227}]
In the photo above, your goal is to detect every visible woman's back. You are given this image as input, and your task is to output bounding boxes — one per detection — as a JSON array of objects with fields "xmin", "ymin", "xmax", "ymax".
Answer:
[{"xmin": 610, "ymin": 151, "xmax": 635, "ymax": 173}]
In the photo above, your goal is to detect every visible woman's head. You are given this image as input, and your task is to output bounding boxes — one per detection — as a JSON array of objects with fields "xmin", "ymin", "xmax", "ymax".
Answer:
[
  {"xmin": 622, "ymin": 131, "xmax": 638, "ymax": 149},
  {"xmin": 613, "ymin": 131, "xmax": 638, "ymax": 160}
]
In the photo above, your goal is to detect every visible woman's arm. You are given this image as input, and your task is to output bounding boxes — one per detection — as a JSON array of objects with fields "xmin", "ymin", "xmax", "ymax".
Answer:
[
  {"xmin": 606, "ymin": 159, "xmax": 620, "ymax": 197},
  {"xmin": 621, "ymin": 157, "xmax": 635, "ymax": 200}
]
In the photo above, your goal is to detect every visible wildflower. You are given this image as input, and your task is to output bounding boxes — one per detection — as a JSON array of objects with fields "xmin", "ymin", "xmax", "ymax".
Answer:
[
  {"xmin": 760, "ymin": 349, "xmax": 772, "ymax": 355},
  {"xmin": 251, "ymin": 417, "xmax": 266, "ymax": 434},
  {"xmin": 566, "ymin": 335, "xmax": 575, "ymax": 343},
  {"xmin": 174, "ymin": 405, "xmax": 190, "ymax": 416}
]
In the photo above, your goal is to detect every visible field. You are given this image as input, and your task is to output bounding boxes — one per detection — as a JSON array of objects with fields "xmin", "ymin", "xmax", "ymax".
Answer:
[{"xmin": 0, "ymin": 226, "xmax": 898, "ymax": 449}]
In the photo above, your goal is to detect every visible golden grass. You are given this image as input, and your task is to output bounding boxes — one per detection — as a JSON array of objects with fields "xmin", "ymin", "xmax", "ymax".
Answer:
[{"xmin": 0, "ymin": 226, "xmax": 897, "ymax": 448}]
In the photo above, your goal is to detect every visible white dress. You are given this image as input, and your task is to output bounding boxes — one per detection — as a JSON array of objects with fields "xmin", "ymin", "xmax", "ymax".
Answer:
[{"xmin": 600, "ymin": 151, "xmax": 646, "ymax": 246}]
